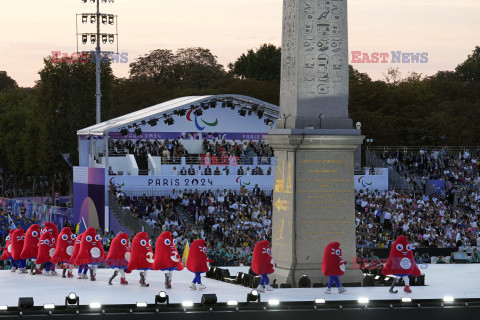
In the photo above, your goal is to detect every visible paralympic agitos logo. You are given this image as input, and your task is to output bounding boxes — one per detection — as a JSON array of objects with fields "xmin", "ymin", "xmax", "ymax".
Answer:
[
  {"xmin": 358, "ymin": 176, "xmax": 373, "ymax": 188},
  {"xmin": 186, "ymin": 108, "xmax": 219, "ymax": 131}
]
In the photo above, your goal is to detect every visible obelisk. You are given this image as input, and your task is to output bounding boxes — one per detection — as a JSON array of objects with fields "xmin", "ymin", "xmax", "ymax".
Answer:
[{"xmin": 265, "ymin": 0, "xmax": 364, "ymax": 286}]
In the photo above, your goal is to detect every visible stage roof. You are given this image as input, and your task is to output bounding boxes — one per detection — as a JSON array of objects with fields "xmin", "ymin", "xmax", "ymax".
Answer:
[{"xmin": 77, "ymin": 94, "xmax": 279, "ymax": 136}]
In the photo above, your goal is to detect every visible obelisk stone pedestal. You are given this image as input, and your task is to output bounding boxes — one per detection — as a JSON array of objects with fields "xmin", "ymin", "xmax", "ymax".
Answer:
[{"xmin": 266, "ymin": 131, "xmax": 363, "ymax": 286}]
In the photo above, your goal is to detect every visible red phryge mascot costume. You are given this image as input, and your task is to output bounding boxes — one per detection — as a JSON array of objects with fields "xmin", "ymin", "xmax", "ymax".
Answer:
[
  {"xmin": 1, "ymin": 230, "xmax": 16, "ymax": 271},
  {"xmin": 51, "ymin": 227, "xmax": 76, "ymax": 278},
  {"xmin": 382, "ymin": 236, "xmax": 421, "ymax": 293},
  {"xmin": 127, "ymin": 232, "xmax": 154, "ymax": 287},
  {"xmin": 69, "ymin": 233, "xmax": 88, "ymax": 279},
  {"xmin": 74, "ymin": 228, "xmax": 106, "ymax": 281},
  {"xmin": 41, "ymin": 222, "xmax": 59, "ymax": 275},
  {"xmin": 36, "ymin": 232, "xmax": 56, "ymax": 275},
  {"xmin": 20, "ymin": 224, "xmax": 42, "ymax": 275},
  {"xmin": 322, "ymin": 242, "xmax": 347, "ymax": 294},
  {"xmin": 252, "ymin": 240, "xmax": 275, "ymax": 292},
  {"xmin": 186, "ymin": 239, "xmax": 214, "ymax": 290},
  {"xmin": 105, "ymin": 233, "xmax": 130, "ymax": 285},
  {"xmin": 11, "ymin": 228, "xmax": 27, "ymax": 273},
  {"xmin": 153, "ymin": 231, "xmax": 184, "ymax": 289}
]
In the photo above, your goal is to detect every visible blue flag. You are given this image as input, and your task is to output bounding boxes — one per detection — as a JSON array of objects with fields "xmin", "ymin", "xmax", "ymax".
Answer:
[
  {"xmin": 7, "ymin": 215, "xmax": 16, "ymax": 230},
  {"xmin": 76, "ymin": 217, "xmax": 87, "ymax": 235}
]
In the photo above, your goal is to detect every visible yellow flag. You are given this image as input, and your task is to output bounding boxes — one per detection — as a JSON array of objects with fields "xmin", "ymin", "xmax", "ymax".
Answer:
[
  {"xmin": 75, "ymin": 223, "xmax": 80, "ymax": 235},
  {"xmin": 182, "ymin": 241, "xmax": 189, "ymax": 265}
]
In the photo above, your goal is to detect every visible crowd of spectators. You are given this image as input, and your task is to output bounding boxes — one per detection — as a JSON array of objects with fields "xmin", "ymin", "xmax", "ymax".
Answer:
[
  {"xmin": 112, "ymin": 184, "xmax": 272, "ymax": 266},
  {"xmin": 1, "ymin": 173, "xmax": 69, "ymax": 198},
  {"xmin": 173, "ymin": 165, "xmax": 271, "ymax": 176},
  {"xmin": 109, "ymin": 138, "xmax": 188, "ymax": 164},
  {"xmin": 108, "ymin": 138, "xmax": 274, "ymax": 166}
]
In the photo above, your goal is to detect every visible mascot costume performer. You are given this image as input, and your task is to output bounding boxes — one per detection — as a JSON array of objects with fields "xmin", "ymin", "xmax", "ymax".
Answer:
[
  {"xmin": 321, "ymin": 242, "xmax": 347, "ymax": 294},
  {"xmin": 105, "ymin": 233, "xmax": 130, "ymax": 285},
  {"xmin": 252, "ymin": 240, "xmax": 275, "ymax": 292},
  {"xmin": 11, "ymin": 229, "xmax": 27, "ymax": 273},
  {"xmin": 51, "ymin": 227, "xmax": 76, "ymax": 278},
  {"xmin": 36, "ymin": 232, "xmax": 56, "ymax": 275},
  {"xmin": 1, "ymin": 230, "xmax": 16, "ymax": 271},
  {"xmin": 153, "ymin": 231, "xmax": 184, "ymax": 289},
  {"xmin": 74, "ymin": 228, "xmax": 106, "ymax": 281},
  {"xmin": 20, "ymin": 224, "xmax": 42, "ymax": 275},
  {"xmin": 127, "ymin": 232, "xmax": 154, "ymax": 287},
  {"xmin": 186, "ymin": 239, "xmax": 214, "ymax": 290},
  {"xmin": 382, "ymin": 236, "xmax": 421, "ymax": 293}
]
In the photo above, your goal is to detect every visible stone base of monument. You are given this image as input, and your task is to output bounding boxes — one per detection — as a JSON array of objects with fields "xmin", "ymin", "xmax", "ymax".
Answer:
[
  {"xmin": 265, "ymin": 130, "xmax": 364, "ymax": 288},
  {"xmin": 273, "ymin": 264, "xmax": 364, "ymax": 288}
]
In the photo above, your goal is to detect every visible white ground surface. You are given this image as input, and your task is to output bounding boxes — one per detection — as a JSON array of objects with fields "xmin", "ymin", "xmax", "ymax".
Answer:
[{"xmin": 0, "ymin": 264, "xmax": 479, "ymax": 306}]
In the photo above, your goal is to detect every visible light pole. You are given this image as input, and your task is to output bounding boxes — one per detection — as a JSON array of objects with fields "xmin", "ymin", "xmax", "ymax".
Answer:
[{"xmin": 76, "ymin": 0, "xmax": 118, "ymax": 124}]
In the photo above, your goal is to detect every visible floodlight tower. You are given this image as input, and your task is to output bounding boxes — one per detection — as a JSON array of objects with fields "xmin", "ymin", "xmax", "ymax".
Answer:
[{"xmin": 76, "ymin": 0, "xmax": 118, "ymax": 124}]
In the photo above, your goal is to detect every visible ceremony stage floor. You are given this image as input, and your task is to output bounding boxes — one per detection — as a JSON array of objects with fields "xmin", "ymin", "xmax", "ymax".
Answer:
[{"xmin": 0, "ymin": 264, "xmax": 478, "ymax": 307}]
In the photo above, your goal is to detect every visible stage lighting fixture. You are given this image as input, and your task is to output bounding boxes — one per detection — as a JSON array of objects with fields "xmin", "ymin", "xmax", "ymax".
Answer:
[
  {"xmin": 0, "ymin": 306, "xmax": 7, "ymax": 311},
  {"xmin": 200, "ymin": 102, "xmax": 208, "ymax": 110},
  {"xmin": 109, "ymin": 35, "xmax": 114, "ymax": 44},
  {"xmin": 120, "ymin": 128, "xmax": 128, "ymax": 136},
  {"xmin": 251, "ymin": 104, "xmax": 258, "ymax": 111},
  {"xmin": 90, "ymin": 0, "xmax": 95, "ymax": 3},
  {"xmin": 164, "ymin": 118, "xmax": 174, "ymax": 126},
  {"xmin": 201, "ymin": 294, "xmax": 217, "ymax": 305},
  {"xmin": 90, "ymin": 15, "xmax": 96, "ymax": 24},
  {"xmin": 298, "ymin": 275, "xmax": 311, "ymax": 288},
  {"xmin": 155, "ymin": 291, "xmax": 169, "ymax": 305},
  {"xmin": 222, "ymin": 102, "xmax": 226, "ymax": 108},
  {"xmin": 268, "ymin": 300, "xmax": 280, "ymax": 306},
  {"xmin": 141, "ymin": 120, "xmax": 146, "ymax": 125},
  {"xmin": 82, "ymin": 34, "xmax": 88, "ymax": 44},
  {"xmin": 82, "ymin": 15, "xmax": 88, "ymax": 24},
  {"xmin": 134, "ymin": 128, "xmax": 142, "ymax": 136},
  {"xmin": 102, "ymin": 15, "xmax": 107, "ymax": 24},
  {"xmin": 82, "ymin": 0, "xmax": 87, "ymax": 3},
  {"xmin": 315, "ymin": 298, "xmax": 326, "ymax": 304},
  {"xmin": 90, "ymin": 35, "xmax": 96, "ymax": 44},
  {"xmin": 178, "ymin": 109, "xmax": 186, "ymax": 116},
  {"xmin": 248, "ymin": 110, "xmax": 252, "ymax": 116},
  {"xmin": 257, "ymin": 109, "xmax": 264, "ymax": 118},
  {"xmin": 358, "ymin": 297, "xmax": 369, "ymax": 304},
  {"xmin": 227, "ymin": 300, "xmax": 238, "ymax": 306},
  {"xmin": 247, "ymin": 290, "xmax": 261, "ymax": 302},
  {"xmin": 210, "ymin": 101, "xmax": 216, "ymax": 108},
  {"xmin": 148, "ymin": 119, "xmax": 158, "ymax": 126},
  {"xmin": 443, "ymin": 296, "xmax": 454, "ymax": 303},
  {"xmin": 181, "ymin": 301, "xmax": 193, "ymax": 307},
  {"xmin": 194, "ymin": 109, "xmax": 203, "ymax": 117},
  {"xmin": 402, "ymin": 297, "xmax": 412, "ymax": 303},
  {"xmin": 136, "ymin": 302, "xmax": 147, "ymax": 308},
  {"xmin": 102, "ymin": 34, "xmax": 107, "ymax": 44},
  {"xmin": 44, "ymin": 304, "xmax": 55, "ymax": 310},
  {"xmin": 108, "ymin": 15, "xmax": 114, "ymax": 25},
  {"xmin": 18, "ymin": 298, "xmax": 34, "ymax": 309},
  {"xmin": 238, "ymin": 109, "xmax": 246, "ymax": 117},
  {"xmin": 89, "ymin": 302, "xmax": 101, "ymax": 309},
  {"xmin": 227, "ymin": 101, "xmax": 234, "ymax": 109},
  {"xmin": 65, "ymin": 293, "xmax": 79, "ymax": 306}
]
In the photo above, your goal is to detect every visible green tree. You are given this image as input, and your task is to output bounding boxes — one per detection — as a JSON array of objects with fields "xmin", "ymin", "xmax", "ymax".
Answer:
[
  {"xmin": 229, "ymin": 44, "xmax": 281, "ymax": 81},
  {"xmin": 0, "ymin": 71, "xmax": 18, "ymax": 91},
  {"xmin": 35, "ymin": 55, "xmax": 114, "ymax": 175},
  {"xmin": 456, "ymin": 46, "xmax": 480, "ymax": 83}
]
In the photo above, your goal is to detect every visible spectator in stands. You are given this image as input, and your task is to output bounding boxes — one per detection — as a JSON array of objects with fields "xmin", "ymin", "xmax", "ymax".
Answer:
[
  {"xmin": 179, "ymin": 166, "xmax": 187, "ymax": 175},
  {"xmin": 188, "ymin": 165, "xmax": 195, "ymax": 175},
  {"xmin": 204, "ymin": 166, "xmax": 212, "ymax": 175},
  {"xmin": 471, "ymin": 248, "xmax": 480, "ymax": 263},
  {"xmin": 237, "ymin": 166, "xmax": 244, "ymax": 175},
  {"xmin": 214, "ymin": 167, "xmax": 221, "ymax": 176},
  {"xmin": 223, "ymin": 167, "xmax": 230, "ymax": 176},
  {"xmin": 172, "ymin": 166, "xmax": 178, "ymax": 175}
]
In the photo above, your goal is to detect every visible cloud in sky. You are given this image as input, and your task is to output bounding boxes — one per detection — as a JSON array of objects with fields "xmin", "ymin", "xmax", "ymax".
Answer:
[{"xmin": 0, "ymin": 0, "xmax": 478, "ymax": 87}]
